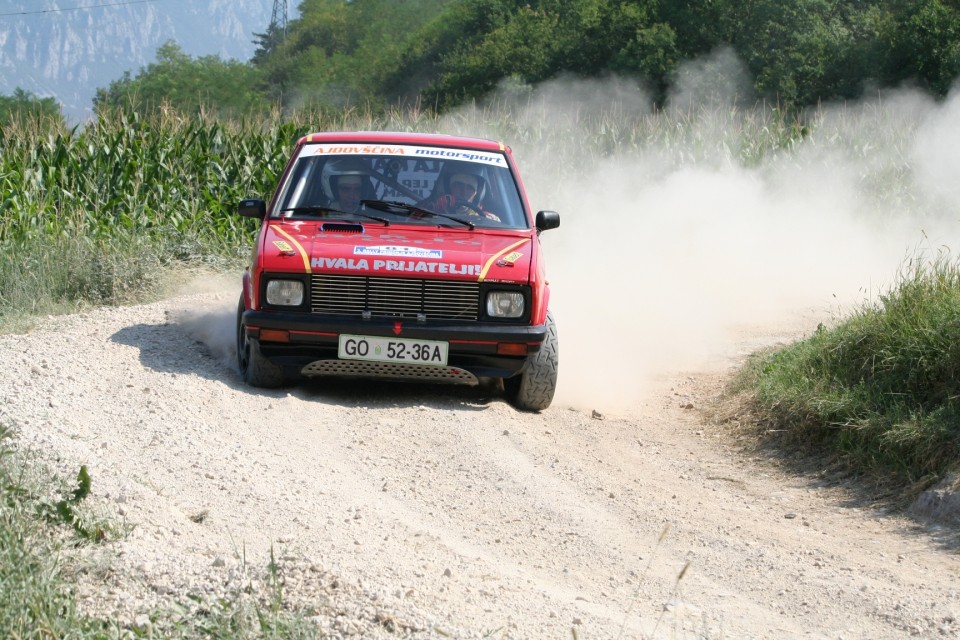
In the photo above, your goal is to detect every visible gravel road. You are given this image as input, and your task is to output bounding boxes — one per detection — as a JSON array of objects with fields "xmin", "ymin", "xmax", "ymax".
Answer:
[{"xmin": 1, "ymin": 288, "xmax": 958, "ymax": 639}]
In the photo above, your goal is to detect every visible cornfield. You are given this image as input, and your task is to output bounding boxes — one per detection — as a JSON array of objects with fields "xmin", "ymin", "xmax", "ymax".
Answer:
[
  {"xmin": 0, "ymin": 107, "xmax": 307, "ymax": 322},
  {"xmin": 0, "ymin": 98, "xmax": 827, "ymax": 324},
  {"xmin": 1, "ymin": 108, "xmax": 298, "ymax": 247}
]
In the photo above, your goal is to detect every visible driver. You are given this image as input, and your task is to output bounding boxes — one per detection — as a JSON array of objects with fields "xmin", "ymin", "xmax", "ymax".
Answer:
[
  {"xmin": 325, "ymin": 158, "xmax": 371, "ymax": 213},
  {"xmin": 332, "ymin": 174, "xmax": 364, "ymax": 213},
  {"xmin": 423, "ymin": 166, "xmax": 501, "ymax": 222}
]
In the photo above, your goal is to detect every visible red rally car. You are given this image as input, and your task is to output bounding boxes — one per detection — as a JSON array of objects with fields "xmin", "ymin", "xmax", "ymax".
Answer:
[{"xmin": 236, "ymin": 131, "xmax": 560, "ymax": 410}]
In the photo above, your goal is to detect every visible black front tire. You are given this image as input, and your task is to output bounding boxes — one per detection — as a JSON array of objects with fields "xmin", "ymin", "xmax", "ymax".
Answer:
[
  {"xmin": 505, "ymin": 312, "xmax": 559, "ymax": 411},
  {"xmin": 236, "ymin": 297, "xmax": 285, "ymax": 388}
]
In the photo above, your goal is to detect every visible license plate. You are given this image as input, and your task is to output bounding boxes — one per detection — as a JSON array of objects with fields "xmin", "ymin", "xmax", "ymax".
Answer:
[{"xmin": 338, "ymin": 334, "xmax": 448, "ymax": 366}]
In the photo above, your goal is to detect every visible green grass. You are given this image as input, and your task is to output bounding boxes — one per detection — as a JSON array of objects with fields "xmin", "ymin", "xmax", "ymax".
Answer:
[
  {"xmin": 0, "ymin": 426, "xmax": 89, "ymax": 637},
  {"xmin": 0, "ymin": 230, "xmax": 241, "ymax": 333},
  {"xmin": 0, "ymin": 424, "xmax": 317, "ymax": 639},
  {"xmin": 733, "ymin": 250, "xmax": 960, "ymax": 493}
]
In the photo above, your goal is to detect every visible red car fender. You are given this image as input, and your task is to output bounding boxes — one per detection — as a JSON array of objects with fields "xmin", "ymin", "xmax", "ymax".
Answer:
[
  {"xmin": 525, "ymin": 234, "xmax": 550, "ymax": 326},
  {"xmin": 242, "ymin": 222, "xmax": 271, "ymax": 311}
]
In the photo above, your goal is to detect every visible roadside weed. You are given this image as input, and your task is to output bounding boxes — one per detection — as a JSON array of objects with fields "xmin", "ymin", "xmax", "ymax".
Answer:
[
  {"xmin": 735, "ymin": 249, "xmax": 960, "ymax": 494},
  {"xmin": 0, "ymin": 424, "xmax": 316, "ymax": 639}
]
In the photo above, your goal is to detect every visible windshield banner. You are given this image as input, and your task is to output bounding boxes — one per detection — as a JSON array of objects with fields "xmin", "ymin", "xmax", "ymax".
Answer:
[{"xmin": 304, "ymin": 143, "xmax": 506, "ymax": 167}]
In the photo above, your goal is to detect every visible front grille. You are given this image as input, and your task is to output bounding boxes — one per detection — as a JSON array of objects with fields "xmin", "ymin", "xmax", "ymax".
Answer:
[{"xmin": 310, "ymin": 275, "xmax": 480, "ymax": 320}]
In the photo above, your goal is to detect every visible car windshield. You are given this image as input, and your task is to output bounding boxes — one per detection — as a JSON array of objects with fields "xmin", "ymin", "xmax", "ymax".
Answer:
[{"xmin": 272, "ymin": 143, "xmax": 529, "ymax": 229}]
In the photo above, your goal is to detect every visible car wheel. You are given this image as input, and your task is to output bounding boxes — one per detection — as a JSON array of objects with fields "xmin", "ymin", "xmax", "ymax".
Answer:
[
  {"xmin": 505, "ymin": 311, "xmax": 558, "ymax": 411},
  {"xmin": 236, "ymin": 297, "xmax": 285, "ymax": 388}
]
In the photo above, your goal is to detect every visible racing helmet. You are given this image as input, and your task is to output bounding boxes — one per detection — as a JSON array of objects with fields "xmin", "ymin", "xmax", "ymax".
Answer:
[
  {"xmin": 322, "ymin": 157, "xmax": 372, "ymax": 201},
  {"xmin": 438, "ymin": 161, "xmax": 487, "ymax": 204}
]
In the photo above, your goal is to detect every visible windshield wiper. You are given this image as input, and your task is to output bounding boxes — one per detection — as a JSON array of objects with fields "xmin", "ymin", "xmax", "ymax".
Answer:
[
  {"xmin": 360, "ymin": 200, "xmax": 474, "ymax": 229},
  {"xmin": 278, "ymin": 206, "xmax": 390, "ymax": 226}
]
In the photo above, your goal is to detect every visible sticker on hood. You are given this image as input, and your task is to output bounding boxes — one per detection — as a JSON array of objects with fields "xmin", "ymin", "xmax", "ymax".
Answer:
[{"xmin": 354, "ymin": 246, "xmax": 443, "ymax": 259}]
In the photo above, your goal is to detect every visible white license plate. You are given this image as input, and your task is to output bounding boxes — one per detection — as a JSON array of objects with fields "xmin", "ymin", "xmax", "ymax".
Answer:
[{"xmin": 338, "ymin": 334, "xmax": 449, "ymax": 366}]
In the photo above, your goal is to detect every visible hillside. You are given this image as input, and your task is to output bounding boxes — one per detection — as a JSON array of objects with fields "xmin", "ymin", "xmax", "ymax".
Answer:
[{"xmin": 0, "ymin": 0, "xmax": 278, "ymax": 122}]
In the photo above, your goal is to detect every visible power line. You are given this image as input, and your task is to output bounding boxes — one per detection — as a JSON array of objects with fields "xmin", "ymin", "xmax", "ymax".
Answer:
[{"xmin": 0, "ymin": 0, "xmax": 156, "ymax": 18}]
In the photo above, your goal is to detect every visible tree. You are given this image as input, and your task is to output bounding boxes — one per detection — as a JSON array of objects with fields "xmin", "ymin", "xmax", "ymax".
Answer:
[
  {"xmin": 252, "ymin": 22, "xmax": 286, "ymax": 66},
  {"xmin": 383, "ymin": 0, "xmax": 513, "ymax": 105},
  {"xmin": 93, "ymin": 41, "xmax": 265, "ymax": 116},
  {"xmin": 391, "ymin": 0, "xmax": 665, "ymax": 110},
  {"xmin": 0, "ymin": 88, "xmax": 64, "ymax": 125},
  {"xmin": 669, "ymin": 0, "xmax": 890, "ymax": 108},
  {"xmin": 250, "ymin": 0, "xmax": 454, "ymax": 110},
  {"xmin": 881, "ymin": 0, "xmax": 960, "ymax": 96},
  {"xmin": 84, "ymin": 0, "xmax": 960, "ymax": 118}
]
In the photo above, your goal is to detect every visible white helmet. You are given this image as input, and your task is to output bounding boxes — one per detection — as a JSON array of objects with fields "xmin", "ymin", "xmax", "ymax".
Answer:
[{"xmin": 322, "ymin": 157, "xmax": 372, "ymax": 202}]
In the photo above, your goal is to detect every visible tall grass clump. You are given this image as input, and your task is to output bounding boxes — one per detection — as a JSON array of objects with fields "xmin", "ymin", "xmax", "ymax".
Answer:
[
  {"xmin": 738, "ymin": 250, "xmax": 960, "ymax": 490},
  {"xmin": 0, "ymin": 423, "xmax": 104, "ymax": 637}
]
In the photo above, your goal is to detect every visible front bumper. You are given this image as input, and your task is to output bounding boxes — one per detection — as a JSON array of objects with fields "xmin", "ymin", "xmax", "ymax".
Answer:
[{"xmin": 241, "ymin": 309, "xmax": 547, "ymax": 380}]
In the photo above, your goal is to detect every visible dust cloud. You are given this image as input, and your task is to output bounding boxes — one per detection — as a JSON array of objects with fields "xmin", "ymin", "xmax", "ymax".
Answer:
[
  {"xmin": 450, "ymin": 50, "xmax": 960, "ymax": 412},
  {"xmin": 168, "ymin": 273, "xmax": 240, "ymax": 368},
  {"xmin": 172, "ymin": 57, "xmax": 960, "ymax": 414}
]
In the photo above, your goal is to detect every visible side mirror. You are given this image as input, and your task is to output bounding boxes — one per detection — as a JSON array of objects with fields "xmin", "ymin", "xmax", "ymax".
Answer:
[
  {"xmin": 535, "ymin": 210, "xmax": 560, "ymax": 232},
  {"xmin": 239, "ymin": 198, "xmax": 267, "ymax": 219}
]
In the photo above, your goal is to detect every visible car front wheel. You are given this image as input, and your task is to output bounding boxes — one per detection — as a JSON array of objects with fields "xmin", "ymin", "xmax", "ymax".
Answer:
[
  {"xmin": 236, "ymin": 297, "xmax": 285, "ymax": 388},
  {"xmin": 505, "ymin": 312, "xmax": 558, "ymax": 411}
]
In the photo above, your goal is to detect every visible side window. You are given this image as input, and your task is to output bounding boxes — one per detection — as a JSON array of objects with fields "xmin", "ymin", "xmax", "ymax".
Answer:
[
  {"xmin": 483, "ymin": 170, "xmax": 507, "ymax": 222},
  {"xmin": 487, "ymin": 167, "xmax": 527, "ymax": 228}
]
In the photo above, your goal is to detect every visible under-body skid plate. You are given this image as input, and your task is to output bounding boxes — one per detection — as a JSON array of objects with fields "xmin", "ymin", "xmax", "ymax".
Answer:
[{"xmin": 301, "ymin": 360, "xmax": 479, "ymax": 385}]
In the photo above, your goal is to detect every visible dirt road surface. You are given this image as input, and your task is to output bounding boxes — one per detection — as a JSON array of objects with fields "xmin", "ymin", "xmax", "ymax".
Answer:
[{"xmin": 1, "ymin": 290, "xmax": 958, "ymax": 639}]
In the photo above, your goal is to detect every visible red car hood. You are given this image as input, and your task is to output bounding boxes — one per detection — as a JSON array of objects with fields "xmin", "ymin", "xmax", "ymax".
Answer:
[{"xmin": 261, "ymin": 221, "xmax": 534, "ymax": 284}]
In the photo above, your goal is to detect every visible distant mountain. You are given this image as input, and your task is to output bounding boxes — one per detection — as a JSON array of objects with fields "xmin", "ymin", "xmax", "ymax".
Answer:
[{"xmin": 0, "ymin": 0, "xmax": 284, "ymax": 122}]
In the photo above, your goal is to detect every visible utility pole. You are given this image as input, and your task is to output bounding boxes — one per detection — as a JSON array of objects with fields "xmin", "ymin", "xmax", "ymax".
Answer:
[{"xmin": 270, "ymin": 0, "xmax": 288, "ymax": 41}]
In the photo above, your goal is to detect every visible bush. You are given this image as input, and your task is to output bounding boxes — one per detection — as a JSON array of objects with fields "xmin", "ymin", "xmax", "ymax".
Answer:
[{"xmin": 740, "ymin": 251, "xmax": 960, "ymax": 488}]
